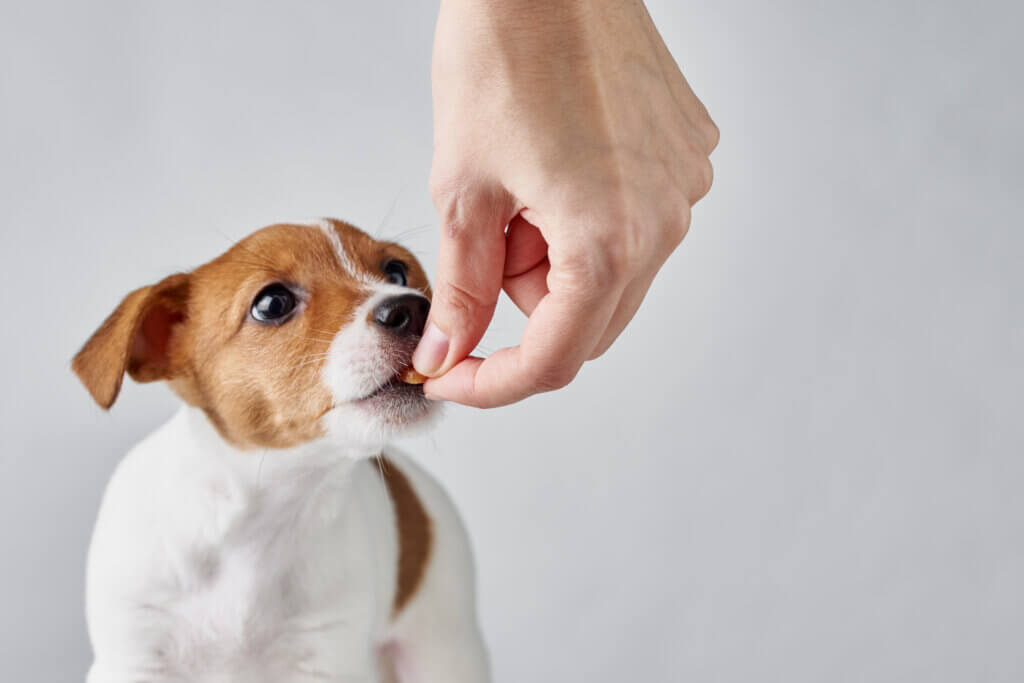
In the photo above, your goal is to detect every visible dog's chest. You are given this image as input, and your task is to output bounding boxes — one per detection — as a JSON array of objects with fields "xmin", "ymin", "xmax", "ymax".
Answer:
[
  {"xmin": 153, "ymin": 461, "xmax": 384, "ymax": 674},
  {"xmin": 171, "ymin": 529, "xmax": 312, "ymax": 651}
]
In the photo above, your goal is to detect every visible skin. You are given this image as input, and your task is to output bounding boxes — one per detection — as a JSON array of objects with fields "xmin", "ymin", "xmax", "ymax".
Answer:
[{"xmin": 413, "ymin": 0, "xmax": 719, "ymax": 408}]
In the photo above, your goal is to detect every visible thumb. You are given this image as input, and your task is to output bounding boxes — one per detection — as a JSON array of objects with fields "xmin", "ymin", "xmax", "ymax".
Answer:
[{"xmin": 413, "ymin": 182, "xmax": 514, "ymax": 378}]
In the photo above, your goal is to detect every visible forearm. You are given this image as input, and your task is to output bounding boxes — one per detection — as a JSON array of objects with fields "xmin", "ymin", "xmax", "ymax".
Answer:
[{"xmin": 436, "ymin": 0, "xmax": 642, "ymax": 48}]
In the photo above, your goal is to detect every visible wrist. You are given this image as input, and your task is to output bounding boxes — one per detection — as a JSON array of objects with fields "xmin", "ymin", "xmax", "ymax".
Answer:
[{"xmin": 439, "ymin": 0, "xmax": 613, "ymax": 34}]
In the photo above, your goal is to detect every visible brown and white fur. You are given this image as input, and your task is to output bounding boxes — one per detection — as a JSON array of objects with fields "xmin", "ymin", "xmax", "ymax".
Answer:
[{"xmin": 72, "ymin": 219, "xmax": 488, "ymax": 683}]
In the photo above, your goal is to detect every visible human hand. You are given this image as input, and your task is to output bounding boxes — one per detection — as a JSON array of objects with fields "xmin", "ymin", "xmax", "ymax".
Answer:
[{"xmin": 412, "ymin": 0, "xmax": 718, "ymax": 408}]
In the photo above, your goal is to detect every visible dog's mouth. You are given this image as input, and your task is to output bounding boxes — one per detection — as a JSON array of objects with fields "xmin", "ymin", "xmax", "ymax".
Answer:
[
  {"xmin": 354, "ymin": 338, "xmax": 427, "ymax": 406},
  {"xmin": 347, "ymin": 361, "xmax": 432, "ymax": 427},
  {"xmin": 319, "ymin": 336, "xmax": 435, "ymax": 433},
  {"xmin": 358, "ymin": 370, "xmax": 425, "ymax": 402},
  {"xmin": 319, "ymin": 365, "xmax": 431, "ymax": 432}
]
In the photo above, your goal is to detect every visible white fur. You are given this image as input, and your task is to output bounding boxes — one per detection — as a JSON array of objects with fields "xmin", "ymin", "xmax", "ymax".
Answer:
[
  {"xmin": 314, "ymin": 218, "xmax": 373, "ymax": 284},
  {"xmin": 321, "ymin": 285, "xmax": 439, "ymax": 448},
  {"xmin": 85, "ymin": 282, "xmax": 488, "ymax": 682}
]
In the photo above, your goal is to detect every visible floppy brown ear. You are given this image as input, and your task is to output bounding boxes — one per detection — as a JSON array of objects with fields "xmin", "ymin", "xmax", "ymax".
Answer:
[{"xmin": 72, "ymin": 273, "xmax": 190, "ymax": 409}]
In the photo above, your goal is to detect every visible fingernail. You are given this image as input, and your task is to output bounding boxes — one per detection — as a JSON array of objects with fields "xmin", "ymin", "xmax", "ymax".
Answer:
[{"xmin": 412, "ymin": 322, "xmax": 449, "ymax": 377}]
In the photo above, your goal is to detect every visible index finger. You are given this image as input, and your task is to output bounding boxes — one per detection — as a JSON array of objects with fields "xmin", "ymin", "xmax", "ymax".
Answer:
[{"xmin": 422, "ymin": 281, "xmax": 622, "ymax": 408}]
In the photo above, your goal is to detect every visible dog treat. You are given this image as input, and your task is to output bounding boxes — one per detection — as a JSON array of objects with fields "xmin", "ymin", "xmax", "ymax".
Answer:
[{"xmin": 400, "ymin": 367, "xmax": 427, "ymax": 385}]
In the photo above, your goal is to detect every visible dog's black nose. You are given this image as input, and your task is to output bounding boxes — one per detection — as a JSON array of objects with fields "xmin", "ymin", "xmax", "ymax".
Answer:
[{"xmin": 371, "ymin": 294, "xmax": 430, "ymax": 337}]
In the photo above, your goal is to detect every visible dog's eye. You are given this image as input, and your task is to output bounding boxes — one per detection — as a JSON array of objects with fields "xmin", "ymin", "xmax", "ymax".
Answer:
[
  {"xmin": 383, "ymin": 259, "xmax": 408, "ymax": 287},
  {"xmin": 251, "ymin": 284, "xmax": 298, "ymax": 324}
]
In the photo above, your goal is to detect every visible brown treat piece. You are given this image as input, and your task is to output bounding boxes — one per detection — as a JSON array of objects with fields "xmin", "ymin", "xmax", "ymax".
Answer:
[{"xmin": 399, "ymin": 367, "xmax": 427, "ymax": 385}]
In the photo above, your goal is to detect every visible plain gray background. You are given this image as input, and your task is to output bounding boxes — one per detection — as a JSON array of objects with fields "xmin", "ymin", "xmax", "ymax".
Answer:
[{"xmin": 2, "ymin": 1, "xmax": 1022, "ymax": 681}]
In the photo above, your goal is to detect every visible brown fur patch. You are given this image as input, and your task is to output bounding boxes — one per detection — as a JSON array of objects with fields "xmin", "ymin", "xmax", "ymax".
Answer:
[
  {"xmin": 73, "ymin": 274, "xmax": 190, "ymax": 409},
  {"xmin": 372, "ymin": 456, "xmax": 432, "ymax": 614}
]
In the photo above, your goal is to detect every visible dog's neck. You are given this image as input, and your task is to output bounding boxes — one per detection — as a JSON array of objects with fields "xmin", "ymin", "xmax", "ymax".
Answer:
[
  {"xmin": 159, "ymin": 404, "xmax": 379, "ymax": 493},
  {"xmin": 130, "ymin": 404, "xmax": 385, "ymax": 553}
]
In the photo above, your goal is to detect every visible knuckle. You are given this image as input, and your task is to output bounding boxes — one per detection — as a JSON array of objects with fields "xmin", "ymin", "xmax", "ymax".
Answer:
[
  {"xmin": 436, "ymin": 280, "xmax": 486, "ymax": 320},
  {"xmin": 666, "ymin": 204, "xmax": 693, "ymax": 247},
  {"xmin": 430, "ymin": 192, "xmax": 466, "ymax": 239},
  {"xmin": 560, "ymin": 244, "xmax": 625, "ymax": 292},
  {"xmin": 703, "ymin": 118, "xmax": 720, "ymax": 153},
  {"xmin": 528, "ymin": 360, "xmax": 579, "ymax": 393},
  {"xmin": 587, "ymin": 340, "xmax": 611, "ymax": 361},
  {"xmin": 428, "ymin": 159, "xmax": 460, "ymax": 204},
  {"xmin": 429, "ymin": 170, "xmax": 470, "ymax": 232},
  {"xmin": 692, "ymin": 157, "xmax": 714, "ymax": 201},
  {"xmin": 617, "ymin": 231, "xmax": 660, "ymax": 278},
  {"xmin": 610, "ymin": 225, "xmax": 648, "ymax": 272},
  {"xmin": 589, "ymin": 221, "xmax": 649, "ymax": 283},
  {"xmin": 691, "ymin": 99, "xmax": 720, "ymax": 152},
  {"xmin": 429, "ymin": 171, "xmax": 505, "ymax": 242},
  {"xmin": 555, "ymin": 220, "xmax": 657, "ymax": 296}
]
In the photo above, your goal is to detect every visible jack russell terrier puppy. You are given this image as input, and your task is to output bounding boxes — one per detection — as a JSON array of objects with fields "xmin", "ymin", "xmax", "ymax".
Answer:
[{"xmin": 73, "ymin": 219, "xmax": 488, "ymax": 683}]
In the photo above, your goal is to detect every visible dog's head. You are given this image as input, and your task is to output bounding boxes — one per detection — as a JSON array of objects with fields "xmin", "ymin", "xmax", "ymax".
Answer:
[{"xmin": 73, "ymin": 219, "xmax": 437, "ymax": 450}]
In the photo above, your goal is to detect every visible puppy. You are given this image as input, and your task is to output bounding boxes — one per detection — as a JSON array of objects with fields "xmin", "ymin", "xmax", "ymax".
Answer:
[{"xmin": 72, "ymin": 219, "xmax": 488, "ymax": 683}]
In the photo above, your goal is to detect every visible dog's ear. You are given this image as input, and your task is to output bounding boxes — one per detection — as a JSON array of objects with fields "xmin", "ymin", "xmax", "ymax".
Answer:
[{"xmin": 73, "ymin": 273, "xmax": 191, "ymax": 409}]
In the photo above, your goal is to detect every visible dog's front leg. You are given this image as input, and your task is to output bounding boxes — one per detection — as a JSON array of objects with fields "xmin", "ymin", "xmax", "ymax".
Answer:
[
  {"xmin": 291, "ymin": 673, "xmax": 380, "ymax": 683},
  {"xmin": 86, "ymin": 663, "xmax": 185, "ymax": 683},
  {"xmin": 396, "ymin": 631, "xmax": 490, "ymax": 683},
  {"xmin": 274, "ymin": 620, "xmax": 383, "ymax": 683},
  {"xmin": 286, "ymin": 659, "xmax": 382, "ymax": 683},
  {"xmin": 85, "ymin": 618, "xmax": 184, "ymax": 683},
  {"xmin": 285, "ymin": 668, "xmax": 379, "ymax": 683}
]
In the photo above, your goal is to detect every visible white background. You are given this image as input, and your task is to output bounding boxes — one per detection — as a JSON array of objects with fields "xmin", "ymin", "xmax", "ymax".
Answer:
[{"xmin": 1, "ymin": 1, "xmax": 1022, "ymax": 681}]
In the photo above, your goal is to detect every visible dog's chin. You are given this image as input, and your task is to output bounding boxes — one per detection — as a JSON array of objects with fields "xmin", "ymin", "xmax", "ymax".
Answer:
[
  {"xmin": 321, "ymin": 382, "xmax": 438, "ymax": 451},
  {"xmin": 355, "ymin": 379, "xmax": 434, "ymax": 425}
]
